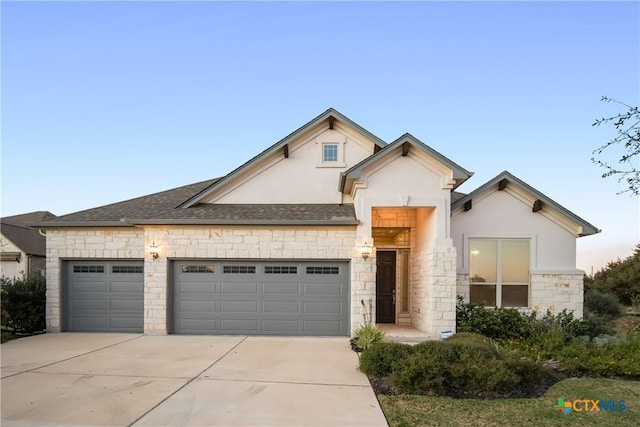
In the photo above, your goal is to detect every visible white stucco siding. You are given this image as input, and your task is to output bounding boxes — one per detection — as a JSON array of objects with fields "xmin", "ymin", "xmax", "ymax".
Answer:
[
  {"xmin": 451, "ymin": 189, "xmax": 578, "ymax": 273},
  {"xmin": 206, "ymin": 126, "xmax": 376, "ymax": 204}
]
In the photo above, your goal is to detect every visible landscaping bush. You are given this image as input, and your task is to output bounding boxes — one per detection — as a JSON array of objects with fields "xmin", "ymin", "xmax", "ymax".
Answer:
[
  {"xmin": 1, "ymin": 274, "xmax": 46, "ymax": 334},
  {"xmin": 359, "ymin": 342, "xmax": 415, "ymax": 376},
  {"xmin": 584, "ymin": 289, "xmax": 623, "ymax": 319},
  {"xmin": 456, "ymin": 297, "xmax": 534, "ymax": 340},
  {"xmin": 351, "ymin": 323, "xmax": 385, "ymax": 352},
  {"xmin": 391, "ymin": 340, "xmax": 521, "ymax": 397},
  {"xmin": 557, "ymin": 336, "xmax": 640, "ymax": 379}
]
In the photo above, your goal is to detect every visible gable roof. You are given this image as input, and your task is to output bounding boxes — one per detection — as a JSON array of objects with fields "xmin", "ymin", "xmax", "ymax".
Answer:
[
  {"xmin": 451, "ymin": 171, "xmax": 600, "ymax": 237},
  {"xmin": 339, "ymin": 133, "xmax": 473, "ymax": 192},
  {"xmin": 1, "ymin": 211, "xmax": 56, "ymax": 256},
  {"xmin": 35, "ymin": 179, "xmax": 358, "ymax": 227},
  {"xmin": 179, "ymin": 108, "xmax": 388, "ymax": 208}
]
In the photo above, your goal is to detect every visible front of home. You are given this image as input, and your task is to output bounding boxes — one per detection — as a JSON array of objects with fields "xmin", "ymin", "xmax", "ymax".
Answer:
[{"xmin": 38, "ymin": 109, "xmax": 599, "ymax": 338}]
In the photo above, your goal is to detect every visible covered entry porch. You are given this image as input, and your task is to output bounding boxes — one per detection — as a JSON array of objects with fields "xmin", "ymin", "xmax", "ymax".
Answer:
[{"xmin": 366, "ymin": 206, "xmax": 457, "ymax": 339}]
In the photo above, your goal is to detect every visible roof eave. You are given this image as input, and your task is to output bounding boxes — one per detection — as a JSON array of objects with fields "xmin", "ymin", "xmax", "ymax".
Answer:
[{"xmin": 124, "ymin": 219, "xmax": 360, "ymax": 226}]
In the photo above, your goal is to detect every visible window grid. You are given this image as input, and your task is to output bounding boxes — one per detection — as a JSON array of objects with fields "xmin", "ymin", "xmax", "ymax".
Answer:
[
  {"xmin": 223, "ymin": 265, "xmax": 256, "ymax": 274},
  {"xmin": 73, "ymin": 265, "xmax": 105, "ymax": 273},
  {"xmin": 112, "ymin": 266, "xmax": 143, "ymax": 274},
  {"xmin": 182, "ymin": 265, "xmax": 215, "ymax": 273},
  {"xmin": 264, "ymin": 266, "xmax": 298, "ymax": 274},
  {"xmin": 323, "ymin": 144, "xmax": 338, "ymax": 162},
  {"xmin": 306, "ymin": 266, "xmax": 339, "ymax": 275}
]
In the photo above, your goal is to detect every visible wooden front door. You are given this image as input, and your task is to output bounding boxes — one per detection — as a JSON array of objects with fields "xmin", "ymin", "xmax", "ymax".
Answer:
[{"xmin": 376, "ymin": 251, "xmax": 396, "ymax": 323}]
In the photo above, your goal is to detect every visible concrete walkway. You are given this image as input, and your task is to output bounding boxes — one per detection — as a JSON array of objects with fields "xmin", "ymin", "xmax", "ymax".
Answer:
[{"xmin": 1, "ymin": 333, "xmax": 388, "ymax": 427}]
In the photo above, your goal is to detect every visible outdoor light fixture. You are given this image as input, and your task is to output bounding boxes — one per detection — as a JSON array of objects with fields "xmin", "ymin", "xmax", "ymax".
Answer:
[
  {"xmin": 359, "ymin": 242, "xmax": 373, "ymax": 260},
  {"xmin": 150, "ymin": 242, "xmax": 159, "ymax": 259}
]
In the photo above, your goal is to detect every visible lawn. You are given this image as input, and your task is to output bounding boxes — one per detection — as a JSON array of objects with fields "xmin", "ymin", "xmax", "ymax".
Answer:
[{"xmin": 378, "ymin": 377, "xmax": 640, "ymax": 427}]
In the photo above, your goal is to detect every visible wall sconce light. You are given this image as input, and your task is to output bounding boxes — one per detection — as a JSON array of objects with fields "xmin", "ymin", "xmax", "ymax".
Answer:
[
  {"xmin": 359, "ymin": 242, "xmax": 373, "ymax": 260},
  {"xmin": 150, "ymin": 242, "xmax": 159, "ymax": 259}
]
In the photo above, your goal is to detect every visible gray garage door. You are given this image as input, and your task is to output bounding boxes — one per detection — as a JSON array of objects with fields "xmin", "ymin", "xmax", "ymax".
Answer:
[
  {"xmin": 172, "ymin": 260, "xmax": 350, "ymax": 336},
  {"xmin": 66, "ymin": 261, "xmax": 144, "ymax": 332}
]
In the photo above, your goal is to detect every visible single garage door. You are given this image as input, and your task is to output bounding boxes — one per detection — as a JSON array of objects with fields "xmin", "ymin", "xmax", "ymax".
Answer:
[
  {"xmin": 172, "ymin": 260, "xmax": 350, "ymax": 336},
  {"xmin": 66, "ymin": 261, "xmax": 144, "ymax": 332}
]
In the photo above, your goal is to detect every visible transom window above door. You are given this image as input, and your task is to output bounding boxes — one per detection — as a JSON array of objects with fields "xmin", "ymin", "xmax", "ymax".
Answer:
[{"xmin": 469, "ymin": 238, "xmax": 530, "ymax": 307}]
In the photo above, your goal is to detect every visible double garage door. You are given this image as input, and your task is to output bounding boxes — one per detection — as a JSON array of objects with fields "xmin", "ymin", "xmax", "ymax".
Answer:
[
  {"xmin": 65, "ymin": 260, "xmax": 349, "ymax": 336},
  {"xmin": 172, "ymin": 260, "xmax": 350, "ymax": 336}
]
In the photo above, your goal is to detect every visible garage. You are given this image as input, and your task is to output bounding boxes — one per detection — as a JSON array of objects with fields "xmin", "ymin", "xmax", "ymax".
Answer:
[
  {"xmin": 172, "ymin": 260, "xmax": 350, "ymax": 336},
  {"xmin": 65, "ymin": 261, "xmax": 144, "ymax": 332}
]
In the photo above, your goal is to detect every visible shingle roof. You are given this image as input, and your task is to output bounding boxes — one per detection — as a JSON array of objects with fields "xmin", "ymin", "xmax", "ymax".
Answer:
[
  {"xmin": 36, "ymin": 179, "xmax": 358, "ymax": 227},
  {"xmin": 1, "ymin": 211, "xmax": 56, "ymax": 256}
]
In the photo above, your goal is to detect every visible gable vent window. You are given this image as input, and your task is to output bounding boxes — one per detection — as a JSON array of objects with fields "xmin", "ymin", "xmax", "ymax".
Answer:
[
  {"xmin": 112, "ymin": 266, "xmax": 144, "ymax": 274},
  {"xmin": 182, "ymin": 265, "xmax": 215, "ymax": 273},
  {"xmin": 73, "ymin": 265, "xmax": 105, "ymax": 273},
  {"xmin": 323, "ymin": 144, "xmax": 338, "ymax": 162},
  {"xmin": 306, "ymin": 266, "xmax": 339, "ymax": 275},
  {"xmin": 265, "ymin": 266, "xmax": 298, "ymax": 274},
  {"xmin": 223, "ymin": 265, "xmax": 256, "ymax": 274}
]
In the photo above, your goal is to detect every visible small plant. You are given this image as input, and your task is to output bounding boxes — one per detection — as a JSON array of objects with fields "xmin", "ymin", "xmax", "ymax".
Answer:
[
  {"xmin": 352, "ymin": 323, "xmax": 386, "ymax": 352},
  {"xmin": 585, "ymin": 289, "xmax": 623, "ymax": 319}
]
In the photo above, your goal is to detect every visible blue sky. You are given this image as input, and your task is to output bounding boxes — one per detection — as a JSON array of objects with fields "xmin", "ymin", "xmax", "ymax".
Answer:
[{"xmin": 2, "ymin": 1, "xmax": 638, "ymax": 273}]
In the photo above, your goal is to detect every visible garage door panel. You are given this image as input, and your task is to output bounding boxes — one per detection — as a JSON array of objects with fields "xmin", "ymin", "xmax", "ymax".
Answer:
[
  {"xmin": 173, "ymin": 260, "xmax": 349, "ymax": 336},
  {"xmin": 263, "ymin": 301, "xmax": 301, "ymax": 313},
  {"xmin": 221, "ymin": 282, "xmax": 259, "ymax": 294},
  {"xmin": 70, "ymin": 299, "xmax": 107, "ymax": 310},
  {"xmin": 71, "ymin": 281, "xmax": 108, "ymax": 292},
  {"xmin": 304, "ymin": 282, "xmax": 343, "ymax": 295},
  {"xmin": 304, "ymin": 301, "xmax": 342, "ymax": 314},
  {"xmin": 66, "ymin": 261, "xmax": 143, "ymax": 333},
  {"xmin": 262, "ymin": 282, "xmax": 301, "ymax": 295},
  {"xmin": 221, "ymin": 301, "xmax": 258, "ymax": 313}
]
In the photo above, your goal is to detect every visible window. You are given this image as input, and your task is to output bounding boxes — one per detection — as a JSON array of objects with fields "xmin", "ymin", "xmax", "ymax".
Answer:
[
  {"xmin": 112, "ymin": 265, "xmax": 143, "ymax": 274},
  {"xmin": 223, "ymin": 265, "xmax": 256, "ymax": 274},
  {"xmin": 323, "ymin": 144, "xmax": 338, "ymax": 162},
  {"xmin": 306, "ymin": 266, "xmax": 339, "ymax": 275},
  {"xmin": 264, "ymin": 266, "xmax": 297, "ymax": 274},
  {"xmin": 73, "ymin": 265, "xmax": 104, "ymax": 273},
  {"xmin": 181, "ymin": 265, "xmax": 215, "ymax": 273},
  {"xmin": 469, "ymin": 239, "xmax": 529, "ymax": 307}
]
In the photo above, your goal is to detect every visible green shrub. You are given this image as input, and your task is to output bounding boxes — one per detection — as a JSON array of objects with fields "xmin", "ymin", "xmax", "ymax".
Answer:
[
  {"xmin": 444, "ymin": 332, "xmax": 498, "ymax": 358},
  {"xmin": 557, "ymin": 336, "xmax": 640, "ymax": 378},
  {"xmin": 585, "ymin": 290, "xmax": 623, "ymax": 319},
  {"xmin": 583, "ymin": 309, "xmax": 617, "ymax": 336},
  {"xmin": 391, "ymin": 340, "xmax": 520, "ymax": 397},
  {"xmin": 359, "ymin": 342, "xmax": 414, "ymax": 376},
  {"xmin": 456, "ymin": 297, "xmax": 533, "ymax": 340},
  {"xmin": 1, "ymin": 274, "xmax": 46, "ymax": 334},
  {"xmin": 352, "ymin": 323, "xmax": 385, "ymax": 351}
]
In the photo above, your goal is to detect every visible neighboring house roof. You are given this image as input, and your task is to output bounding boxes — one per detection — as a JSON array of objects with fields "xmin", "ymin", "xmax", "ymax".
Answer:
[
  {"xmin": 179, "ymin": 108, "xmax": 388, "ymax": 208},
  {"xmin": 340, "ymin": 133, "xmax": 473, "ymax": 192},
  {"xmin": 36, "ymin": 179, "xmax": 358, "ymax": 227},
  {"xmin": 1, "ymin": 211, "xmax": 56, "ymax": 256},
  {"xmin": 451, "ymin": 171, "xmax": 601, "ymax": 237}
]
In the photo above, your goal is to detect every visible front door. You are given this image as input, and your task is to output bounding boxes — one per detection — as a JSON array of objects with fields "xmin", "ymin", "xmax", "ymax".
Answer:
[{"xmin": 376, "ymin": 251, "xmax": 396, "ymax": 323}]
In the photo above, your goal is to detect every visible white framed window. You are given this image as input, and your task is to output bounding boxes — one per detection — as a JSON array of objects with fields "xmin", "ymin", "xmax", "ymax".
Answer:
[
  {"xmin": 469, "ymin": 238, "xmax": 530, "ymax": 307},
  {"xmin": 323, "ymin": 143, "xmax": 338, "ymax": 162}
]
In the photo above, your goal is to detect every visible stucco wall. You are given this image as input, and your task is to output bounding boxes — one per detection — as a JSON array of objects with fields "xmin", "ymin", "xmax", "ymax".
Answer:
[
  {"xmin": 205, "ymin": 126, "xmax": 375, "ymax": 205},
  {"xmin": 451, "ymin": 189, "xmax": 578, "ymax": 272}
]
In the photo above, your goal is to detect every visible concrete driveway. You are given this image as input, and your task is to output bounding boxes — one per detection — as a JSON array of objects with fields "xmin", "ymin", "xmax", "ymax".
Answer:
[{"xmin": 1, "ymin": 333, "xmax": 388, "ymax": 427}]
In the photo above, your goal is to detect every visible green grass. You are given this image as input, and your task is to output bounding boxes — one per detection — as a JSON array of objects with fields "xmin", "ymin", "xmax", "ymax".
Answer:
[{"xmin": 378, "ymin": 377, "xmax": 640, "ymax": 427}]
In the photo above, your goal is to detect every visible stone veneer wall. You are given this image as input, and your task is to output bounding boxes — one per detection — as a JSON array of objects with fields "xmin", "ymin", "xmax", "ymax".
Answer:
[
  {"xmin": 413, "ymin": 245, "xmax": 457, "ymax": 339},
  {"xmin": 45, "ymin": 228, "xmax": 145, "ymax": 332},
  {"xmin": 46, "ymin": 226, "xmax": 362, "ymax": 334},
  {"xmin": 455, "ymin": 272, "xmax": 585, "ymax": 318}
]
